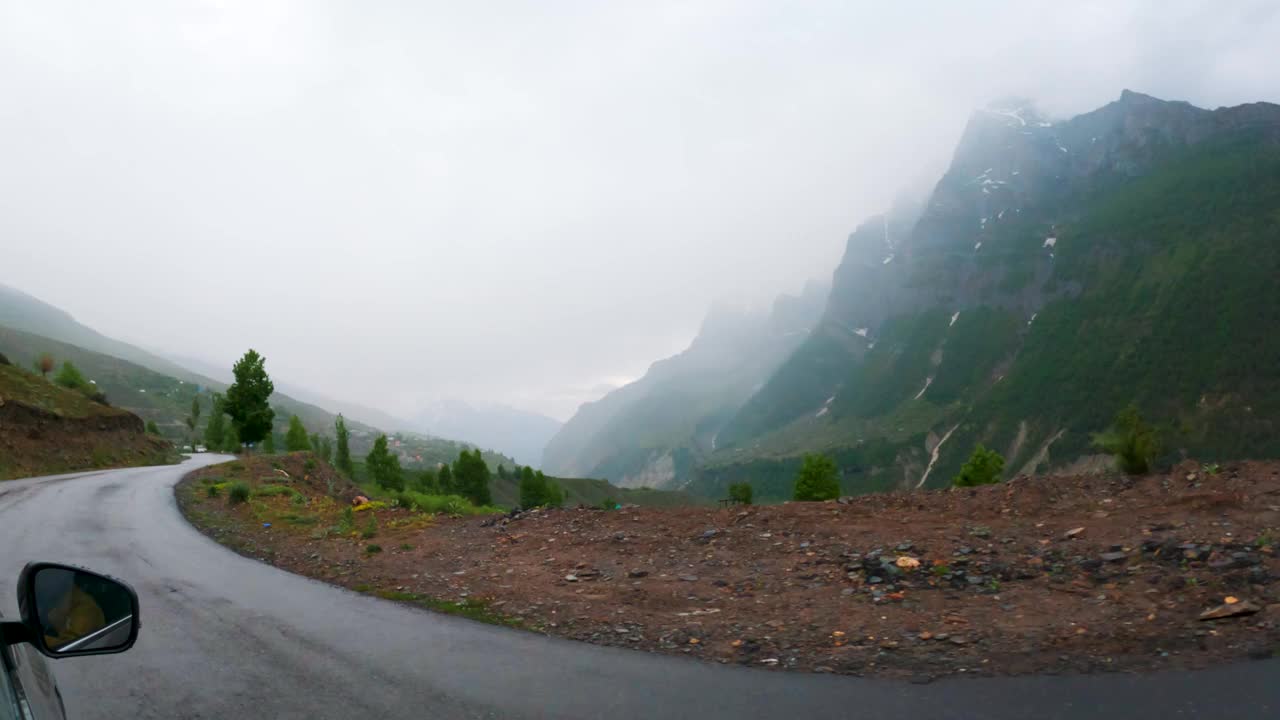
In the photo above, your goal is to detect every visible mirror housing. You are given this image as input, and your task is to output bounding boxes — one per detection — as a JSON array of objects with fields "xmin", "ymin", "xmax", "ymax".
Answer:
[{"xmin": 2, "ymin": 562, "xmax": 140, "ymax": 658}]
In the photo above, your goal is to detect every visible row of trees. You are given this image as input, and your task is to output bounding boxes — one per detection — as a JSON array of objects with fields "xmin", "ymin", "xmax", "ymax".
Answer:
[{"xmin": 364, "ymin": 439, "xmax": 496, "ymax": 507}]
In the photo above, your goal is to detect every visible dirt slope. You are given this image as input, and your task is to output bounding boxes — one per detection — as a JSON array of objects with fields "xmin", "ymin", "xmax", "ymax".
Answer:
[
  {"xmin": 179, "ymin": 458, "xmax": 1280, "ymax": 680},
  {"xmin": 0, "ymin": 363, "xmax": 174, "ymax": 479}
]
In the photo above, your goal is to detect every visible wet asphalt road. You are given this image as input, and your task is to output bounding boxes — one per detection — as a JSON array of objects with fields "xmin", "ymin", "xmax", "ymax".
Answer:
[{"xmin": 0, "ymin": 456, "xmax": 1277, "ymax": 719}]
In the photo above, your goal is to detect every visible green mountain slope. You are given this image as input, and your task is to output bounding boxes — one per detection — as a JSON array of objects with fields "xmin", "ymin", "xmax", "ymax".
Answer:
[
  {"xmin": 701, "ymin": 90, "xmax": 1280, "ymax": 500},
  {"xmin": 0, "ymin": 284, "xmax": 202, "ymax": 380},
  {"xmin": 541, "ymin": 282, "xmax": 826, "ymax": 489}
]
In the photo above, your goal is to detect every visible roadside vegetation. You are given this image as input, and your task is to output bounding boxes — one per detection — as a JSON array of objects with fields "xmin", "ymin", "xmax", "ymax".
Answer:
[{"xmin": 0, "ymin": 358, "xmax": 177, "ymax": 479}]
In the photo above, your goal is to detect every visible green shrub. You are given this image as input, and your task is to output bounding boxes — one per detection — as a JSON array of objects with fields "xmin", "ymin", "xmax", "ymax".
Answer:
[
  {"xmin": 145, "ymin": 421, "xmax": 161, "ymax": 436},
  {"xmin": 54, "ymin": 361, "xmax": 90, "ymax": 391},
  {"xmin": 253, "ymin": 484, "xmax": 298, "ymax": 498},
  {"xmin": 599, "ymin": 497, "xmax": 617, "ymax": 511},
  {"xmin": 952, "ymin": 445, "xmax": 1005, "ymax": 487},
  {"xmin": 338, "ymin": 506, "xmax": 355, "ymax": 533},
  {"xmin": 304, "ymin": 457, "xmax": 317, "ymax": 474},
  {"xmin": 228, "ymin": 482, "xmax": 251, "ymax": 505},
  {"xmin": 727, "ymin": 482, "xmax": 753, "ymax": 505},
  {"xmin": 793, "ymin": 454, "xmax": 840, "ymax": 501},
  {"xmin": 206, "ymin": 484, "xmax": 219, "ymax": 498},
  {"xmin": 1093, "ymin": 405, "xmax": 1161, "ymax": 474},
  {"xmin": 361, "ymin": 514, "xmax": 377, "ymax": 539},
  {"xmin": 365, "ymin": 544, "xmax": 382, "ymax": 554},
  {"xmin": 291, "ymin": 493, "xmax": 306, "ymax": 506},
  {"xmin": 399, "ymin": 543, "xmax": 414, "ymax": 551}
]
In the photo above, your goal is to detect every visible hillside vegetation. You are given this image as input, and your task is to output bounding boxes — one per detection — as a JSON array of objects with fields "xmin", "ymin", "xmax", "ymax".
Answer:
[
  {"xmin": 699, "ymin": 91, "xmax": 1280, "ymax": 500},
  {"xmin": 0, "ymin": 361, "xmax": 175, "ymax": 479}
]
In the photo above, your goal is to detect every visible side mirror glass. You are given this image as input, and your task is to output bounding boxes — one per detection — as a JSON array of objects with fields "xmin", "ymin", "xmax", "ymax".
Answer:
[{"xmin": 16, "ymin": 563, "xmax": 139, "ymax": 658}]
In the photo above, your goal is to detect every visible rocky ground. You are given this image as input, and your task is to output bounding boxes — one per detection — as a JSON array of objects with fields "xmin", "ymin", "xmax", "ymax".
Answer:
[{"xmin": 179, "ymin": 456, "xmax": 1280, "ymax": 680}]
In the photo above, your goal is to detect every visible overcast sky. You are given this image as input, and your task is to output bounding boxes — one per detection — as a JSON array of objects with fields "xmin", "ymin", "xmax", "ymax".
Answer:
[{"xmin": 2, "ymin": 1, "xmax": 1277, "ymax": 421}]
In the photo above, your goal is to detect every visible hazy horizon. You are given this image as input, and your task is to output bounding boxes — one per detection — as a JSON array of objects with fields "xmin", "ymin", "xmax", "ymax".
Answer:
[{"xmin": 3, "ymin": 1, "xmax": 1278, "ymax": 421}]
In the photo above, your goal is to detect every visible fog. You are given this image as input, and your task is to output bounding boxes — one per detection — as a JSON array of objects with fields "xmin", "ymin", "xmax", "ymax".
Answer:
[{"xmin": 2, "ymin": 1, "xmax": 1277, "ymax": 421}]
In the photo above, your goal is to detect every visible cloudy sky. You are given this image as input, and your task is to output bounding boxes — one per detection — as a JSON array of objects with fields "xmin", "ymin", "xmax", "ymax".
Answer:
[{"xmin": 2, "ymin": 1, "xmax": 1277, "ymax": 421}]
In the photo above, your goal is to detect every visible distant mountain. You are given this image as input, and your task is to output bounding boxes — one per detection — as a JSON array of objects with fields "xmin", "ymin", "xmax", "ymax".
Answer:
[
  {"xmin": 541, "ymin": 281, "xmax": 828, "ymax": 488},
  {"xmin": 411, "ymin": 399, "xmax": 561, "ymax": 468},
  {"xmin": 695, "ymin": 90, "xmax": 1280, "ymax": 500},
  {"xmin": 0, "ymin": 285, "xmax": 388, "ymax": 443},
  {"xmin": 0, "ymin": 283, "xmax": 202, "ymax": 381}
]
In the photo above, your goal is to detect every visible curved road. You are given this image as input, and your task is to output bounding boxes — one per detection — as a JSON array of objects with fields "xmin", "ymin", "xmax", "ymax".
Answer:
[{"xmin": 1, "ymin": 457, "xmax": 1277, "ymax": 719}]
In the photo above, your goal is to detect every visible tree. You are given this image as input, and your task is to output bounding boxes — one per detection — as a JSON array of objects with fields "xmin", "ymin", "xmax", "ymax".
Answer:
[
  {"xmin": 285, "ymin": 415, "xmax": 310, "ymax": 452},
  {"xmin": 366, "ymin": 434, "xmax": 405, "ymax": 491},
  {"xmin": 319, "ymin": 437, "xmax": 333, "ymax": 464},
  {"xmin": 794, "ymin": 454, "xmax": 840, "ymax": 501},
  {"xmin": 262, "ymin": 432, "xmax": 276, "ymax": 454},
  {"xmin": 145, "ymin": 420, "xmax": 160, "ymax": 435},
  {"xmin": 728, "ymin": 482, "xmax": 754, "ymax": 505},
  {"xmin": 204, "ymin": 393, "xmax": 228, "ymax": 450},
  {"xmin": 437, "ymin": 464, "xmax": 453, "ymax": 494},
  {"xmin": 497, "ymin": 464, "xmax": 508, "ymax": 480},
  {"xmin": 1094, "ymin": 404, "xmax": 1161, "ymax": 475},
  {"xmin": 452, "ymin": 449, "xmax": 492, "ymax": 506},
  {"xmin": 310, "ymin": 433, "xmax": 321, "ymax": 453},
  {"xmin": 416, "ymin": 468, "xmax": 439, "ymax": 494},
  {"xmin": 519, "ymin": 466, "xmax": 549, "ymax": 508},
  {"xmin": 35, "ymin": 353, "xmax": 54, "ymax": 378},
  {"xmin": 224, "ymin": 349, "xmax": 275, "ymax": 448},
  {"xmin": 53, "ymin": 361, "xmax": 88, "ymax": 390},
  {"xmin": 545, "ymin": 477, "xmax": 565, "ymax": 507},
  {"xmin": 952, "ymin": 445, "xmax": 1005, "ymax": 487},
  {"xmin": 185, "ymin": 396, "xmax": 201, "ymax": 449},
  {"xmin": 334, "ymin": 414, "xmax": 353, "ymax": 475},
  {"xmin": 223, "ymin": 423, "xmax": 241, "ymax": 453}
]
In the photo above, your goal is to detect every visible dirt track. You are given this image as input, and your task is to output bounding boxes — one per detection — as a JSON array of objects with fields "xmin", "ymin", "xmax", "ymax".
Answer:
[{"xmin": 180, "ymin": 457, "xmax": 1280, "ymax": 680}]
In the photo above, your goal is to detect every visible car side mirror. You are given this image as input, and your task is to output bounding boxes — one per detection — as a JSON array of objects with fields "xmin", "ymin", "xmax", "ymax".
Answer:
[{"xmin": 1, "ymin": 563, "xmax": 140, "ymax": 658}]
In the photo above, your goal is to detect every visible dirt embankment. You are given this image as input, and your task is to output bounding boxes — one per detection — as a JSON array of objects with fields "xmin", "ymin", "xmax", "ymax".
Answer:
[
  {"xmin": 178, "ymin": 458, "xmax": 1280, "ymax": 680},
  {"xmin": 0, "ymin": 398, "xmax": 173, "ymax": 479}
]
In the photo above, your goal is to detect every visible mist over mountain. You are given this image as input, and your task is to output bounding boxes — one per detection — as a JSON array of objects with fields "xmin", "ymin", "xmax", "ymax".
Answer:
[
  {"xmin": 541, "ymin": 280, "xmax": 828, "ymax": 486},
  {"xmin": 412, "ymin": 399, "xmax": 562, "ymax": 468}
]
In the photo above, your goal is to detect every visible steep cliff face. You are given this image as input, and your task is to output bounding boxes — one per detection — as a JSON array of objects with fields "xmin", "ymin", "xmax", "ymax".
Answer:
[
  {"xmin": 704, "ymin": 91, "xmax": 1280, "ymax": 499},
  {"xmin": 541, "ymin": 282, "xmax": 827, "ymax": 487}
]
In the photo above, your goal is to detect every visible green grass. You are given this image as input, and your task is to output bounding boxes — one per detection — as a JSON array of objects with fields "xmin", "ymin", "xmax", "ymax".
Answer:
[{"xmin": 371, "ymin": 589, "xmax": 521, "ymax": 628}]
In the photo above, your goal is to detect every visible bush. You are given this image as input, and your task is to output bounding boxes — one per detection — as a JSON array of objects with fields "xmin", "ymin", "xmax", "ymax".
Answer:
[
  {"xmin": 0, "ymin": 351, "xmax": 9, "ymax": 366},
  {"xmin": 53, "ymin": 361, "xmax": 89, "ymax": 391},
  {"xmin": 599, "ymin": 497, "xmax": 617, "ymax": 511},
  {"xmin": 145, "ymin": 420, "xmax": 161, "ymax": 435},
  {"xmin": 206, "ymin": 484, "xmax": 219, "ymax": 498},
  {"xmin": 228, "ymin": 482, "xmax": 251, "ymax": 505},
  {"xmin": 361, "ymin": 514, "xmax": 377, "ymax": 539},
  {"xmin": 952, "ymin": 445, "xmax": 1005, "ymax": 487},
  {"xmin": 338, "ymin": 506, "xmax": 355, "ymax": 533},
  {"xmin": 1093, "ymin": 404, "xmax": 1161, "ymax": 475},
  {"xmin": 793, "ymin": 454, "xmax": 840, "ymax": 501},
  {"xmin": 519, "ymin": 467, "xmax": 559, "ymax": 508},
  {"xmin": 728, "ymin": 482, "xmax": 753, "ymax": 505},
  {"xmin": 365, "ymin": 544, "xmax": 382, "ymax": 554}
]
